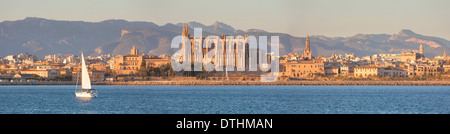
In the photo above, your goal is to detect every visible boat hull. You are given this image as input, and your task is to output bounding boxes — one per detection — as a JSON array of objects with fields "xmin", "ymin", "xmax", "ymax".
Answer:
[{"xmin": 75, "ymin": 91, "xmax": 97, "ymax": 98}]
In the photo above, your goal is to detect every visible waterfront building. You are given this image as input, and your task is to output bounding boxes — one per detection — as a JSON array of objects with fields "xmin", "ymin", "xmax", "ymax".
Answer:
[
  {"xmin": 72, "ymin": 70, "xmax": 105, "ymax": 82},
  {"xmin": 107, "ymin": 57, "xmax": 115, "ymax": 70},
  {"xmin": 354, "ymin": 66, "xmax": 379, "ymax": 77},
  {"xmin": 89, "ymin": 63, "xmax": 107, "ymax": 71},
  {"xmin": 415, "ymin": 64, "xmax": 440, "ymax": 76},
  {"xmin": 21, "ymin": 69, "xmax": 60, "ymax": 79},
  {"xmin": 114, "ymin": 45, "xmax": 145, "ymax": 74},
  {"xmin": 286, "ymin": 60, "xmax": 324, "ymax": 78},
  {"xmin": 443, "ymin": 63, "xmax": 450, "ymax": 72},
  {"xmin": 407, "ymin": 65, "xmax": 416, "ymax": 77},
  {"xmin": 58, "ymin": 69, "xmax": 72, "ymax": 76},
  {"xmin": 379, "ymin": 67, "xmax": 408, "ymax": 77},
  {"xmin": 114, "ymin": 45, "xmax": 170, "ymax": 75},
  {"xmin": 325, "ymin": 67, "xmax": 339, "ymax": 76},
  {"xmin": 339, "ymin": 65, "xmax": 350, "ymax": 76}
]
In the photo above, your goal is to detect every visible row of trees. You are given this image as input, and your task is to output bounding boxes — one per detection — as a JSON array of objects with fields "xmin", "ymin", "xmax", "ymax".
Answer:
[
  {"xmin": 126, "ymin": 62, "xmax": 259, "ymax": 80},
  {"xmin": 130, "ymin": 62, "xmax": 176, "ymax": 79},
  {"xmin": 7, "ymin": 74, "xmax": 72, "ymax": 81}
]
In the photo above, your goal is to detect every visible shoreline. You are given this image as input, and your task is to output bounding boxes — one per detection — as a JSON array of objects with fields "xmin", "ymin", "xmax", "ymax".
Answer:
[{"xmin": 1, "ymin": 80, "xmax": 449, "ymax": 86}]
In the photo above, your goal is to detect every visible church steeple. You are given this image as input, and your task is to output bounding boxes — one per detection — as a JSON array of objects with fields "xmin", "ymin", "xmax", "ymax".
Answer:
[
  {"xmin": 419, "ymin": 44, "xmax": 424, "ymax": 54},
  {"xmin": 444, "ymin": 50, "xmax": 447, "ymax": 58},
  {"xmin": 331, "ymin": 51, "xmax": 335, "ymax": 59},
  {"xmin": 305, "ymin": 35, "xmax": 310, "ymax": 51},
  {"xmin": 304, "ymin": 35, "xmax": 312, "ymax": 60}
]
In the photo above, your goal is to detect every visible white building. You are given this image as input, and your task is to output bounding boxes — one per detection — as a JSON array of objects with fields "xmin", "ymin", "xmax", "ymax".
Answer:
[
  {"xmin": 4, "ymin": 55, "xmax": 17, "ymax": 63},
  {"xmin": 21, "ymin": 69, "xmax": 60, "ymax": 79}
]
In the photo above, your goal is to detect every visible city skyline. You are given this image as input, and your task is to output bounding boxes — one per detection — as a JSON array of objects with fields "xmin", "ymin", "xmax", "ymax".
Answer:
[
  {"xmin": 1, "ymin": 17, "xmax": 449, "ymax": 59},
  {"xmin": 1, "ymin": 0, "xmax": 450, "ymax": 40},
  {"xmin": 1, "ymin": 35, "xmax": 448, "ymax": 82}
]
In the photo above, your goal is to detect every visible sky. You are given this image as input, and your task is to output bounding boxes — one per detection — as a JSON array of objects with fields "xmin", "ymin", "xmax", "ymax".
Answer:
[{"xmin": 1, "ymin": 0, "xmax": 449, "ymax": 39}]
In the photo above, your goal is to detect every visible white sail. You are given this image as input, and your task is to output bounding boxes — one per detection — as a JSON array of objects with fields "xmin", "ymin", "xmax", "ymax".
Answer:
[{"xmin": 81, "ymin": 52, "xmax": 92, "ymax": 89}]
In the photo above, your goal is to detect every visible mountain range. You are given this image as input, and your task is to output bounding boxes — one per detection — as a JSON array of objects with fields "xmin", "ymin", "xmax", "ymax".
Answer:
[{"xmin": 0, "ymin": 17, "xmax": 449, "ymax": 58}]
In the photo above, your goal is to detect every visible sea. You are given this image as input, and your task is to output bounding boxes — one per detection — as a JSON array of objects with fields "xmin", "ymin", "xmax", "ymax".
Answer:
[{"xmin": 0, "ymin": 85, "xmax": 448, "ymax": 114}]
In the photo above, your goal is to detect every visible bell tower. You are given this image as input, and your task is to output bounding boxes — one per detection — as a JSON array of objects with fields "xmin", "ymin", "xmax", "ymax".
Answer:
[
  {"xmin": 419, "ymin": 44, "xmax": 424, "ymax": 55},
  {"xmin": 304, "ymin": 35, "xmax": 312, "ymax": 60}
]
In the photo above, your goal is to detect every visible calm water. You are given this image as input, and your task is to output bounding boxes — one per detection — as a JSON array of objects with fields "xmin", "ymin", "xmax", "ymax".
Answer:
[{"xmin": 0, "ymin": 85, "xmax": 448, "ymax": 114}]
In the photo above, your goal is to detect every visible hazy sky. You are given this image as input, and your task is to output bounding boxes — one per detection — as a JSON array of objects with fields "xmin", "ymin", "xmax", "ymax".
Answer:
[{"xmin": 1, "ymin": 0, "xmax": 449, "ymax": 39}]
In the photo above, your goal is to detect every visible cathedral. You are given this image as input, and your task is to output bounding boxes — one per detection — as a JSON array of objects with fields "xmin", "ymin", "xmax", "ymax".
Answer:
[{"xmin": 178, "ymin": 24, "xmax": 251, "ymax": 71}]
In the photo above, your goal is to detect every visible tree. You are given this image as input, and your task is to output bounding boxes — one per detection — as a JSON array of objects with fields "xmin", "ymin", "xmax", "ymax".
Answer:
[
  {"xmin": 31, "ymin": 74, "xmax": 40, "ymax": 79},
  {"xmin": 56, "ymin": 74, "xmax": 72, "ymax": 81},
  {"xmin": 140, "ymin": 61, "xmax": 146, "ymax": 69},
  {"xmin": 195, "ymin": 67, "xmax": 210, "ymax": 80},
  {"xmin": 137, "ymin": 64, "xmax": 148, "ymax": 77},
  {"xmin": 105, "ymin": 69, "xmax": 116, "ymax": 77},
  {"xmin": 162, "ymin": 63, "xmax": 175, "ymax": 77}
]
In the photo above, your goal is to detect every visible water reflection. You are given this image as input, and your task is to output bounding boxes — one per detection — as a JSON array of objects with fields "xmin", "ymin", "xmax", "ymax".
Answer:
[{"xmin": 76, "ymin": 97, "xmax": 93, "ymax": 102}]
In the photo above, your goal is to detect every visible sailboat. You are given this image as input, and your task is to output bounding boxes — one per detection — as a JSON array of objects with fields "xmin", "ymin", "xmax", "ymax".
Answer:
[{"xmin": 75, "ymin": 52, "xmax": 97, "ymax": 98}]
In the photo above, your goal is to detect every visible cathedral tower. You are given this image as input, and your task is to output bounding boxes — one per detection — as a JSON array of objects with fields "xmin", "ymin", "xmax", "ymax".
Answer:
[{"xmin": 182, "ymin": 24, "xmax": 190, "ymax": 38}]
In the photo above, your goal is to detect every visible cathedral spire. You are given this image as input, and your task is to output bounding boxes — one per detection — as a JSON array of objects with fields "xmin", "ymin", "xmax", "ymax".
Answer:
[{"xmin": 182, "ymin": 24, "xmax": 190, "ymax": 38}]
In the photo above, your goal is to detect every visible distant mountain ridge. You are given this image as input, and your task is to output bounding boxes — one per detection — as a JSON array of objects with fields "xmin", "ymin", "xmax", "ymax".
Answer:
[{"xmin": 0, "ymin": 17, "xmax": 448, "ymax": 58}]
